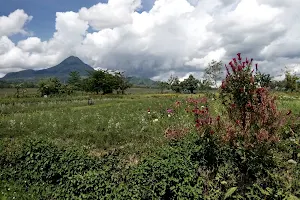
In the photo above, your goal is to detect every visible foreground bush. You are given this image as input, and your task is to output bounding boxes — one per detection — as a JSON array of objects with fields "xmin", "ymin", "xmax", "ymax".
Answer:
[{"xmin": 1, "ymin": 134, "xmax": 299, "ymax": 199}]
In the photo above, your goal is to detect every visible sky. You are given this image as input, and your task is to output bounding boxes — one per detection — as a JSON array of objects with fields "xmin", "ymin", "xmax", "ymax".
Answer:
[{"xmin": 0, "ymin": 0, "xmax": 300, "ymax": 80}]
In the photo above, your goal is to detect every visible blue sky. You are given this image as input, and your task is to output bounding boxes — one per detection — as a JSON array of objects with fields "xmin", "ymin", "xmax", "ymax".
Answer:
[{"xmin": 0, "ymin": 0, "xmax": 155, "ymax": 42}]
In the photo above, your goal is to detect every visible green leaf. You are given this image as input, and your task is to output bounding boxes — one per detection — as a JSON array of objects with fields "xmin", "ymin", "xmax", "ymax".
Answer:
[
  {"xmin": 287, "ymin": 195, "xmax": 299, "ymax": 200},
  {"xmin": 224, "ymin": 187, "xmax": 237, "ymax": 199},
  {"xmin": 221, "ymin": 181, "xmax": 227, "ymax": 185}
]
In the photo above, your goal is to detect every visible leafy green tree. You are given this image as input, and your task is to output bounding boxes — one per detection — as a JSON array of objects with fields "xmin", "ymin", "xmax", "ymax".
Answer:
[
  {"xmin": 168, "ymin": 75, "xmax": 182, "ymax": 93},
  {"xmin": 180, "ymin": 74, "xmax": 199, "ymax": 94},
  {"xmin": 38, "ymin": 78, "xmax": 62, "ymax": 96},
  {"xmin": 68, "ymin": 71, "xmax": 81, "ymax": 90},
  {"xmin": 285, "ymin": 69, "xmax": 299, "ymax": 92},
  {"xmin": 115, "ymin": 72, "xmax": 132, "ymax": 94},
  {"xmin": 255, "ymin": 72, "xmax": 272, "ymax": 88},
  {"xmin": 14, "ymin": 83, "xmax": 27, "ymax": 98},
  {"xmin": 198, "ymin": 79, "xmax": 212, "ymax": 91},
  {"xmin": 86, "ymin": 70, "xmax": 119, "ymax": 94},
  {"xmin": 204, "ymin": 60, "xmax": 223, "ymax": 88},
  {"xmin": 158, "ymin": 81, "xmax": 169, "ymax": 93}
]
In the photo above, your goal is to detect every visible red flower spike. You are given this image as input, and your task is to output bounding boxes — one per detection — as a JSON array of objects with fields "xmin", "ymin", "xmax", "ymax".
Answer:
[
  {"xmin": 233, "ymin": 58, "xmax": 237, "ymax": 64},
  {"xmin": 237, "ymin": 53, "xmax": 242, "ymax": 61},
  {"xmin": 226, "ymin": 66, "xmax": 230, "ymax": 75}
]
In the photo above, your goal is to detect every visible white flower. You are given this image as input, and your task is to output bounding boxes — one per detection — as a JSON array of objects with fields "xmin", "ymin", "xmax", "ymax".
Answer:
[
  {"xmin": 148, "ymin": 111, "xmax": 151, "ymax": 114},
  {"xmin": 153, "ymin": 119, "xmax": 159, "ymax": 122},
  {"xmin": 201, "ymin": 106, "xmax": 205, "ymax": 109},
  {"xmin": 168, "ymin": 114, "xmax": 171, "ymax": 117}
]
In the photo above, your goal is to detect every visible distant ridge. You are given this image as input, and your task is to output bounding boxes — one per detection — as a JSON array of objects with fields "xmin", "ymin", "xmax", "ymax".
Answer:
[
  {"xmin": 1, "ymin": 56, "xmax": 95, "ymax": 81},
  {"xmin": 0, "ymin": 56, "xmax": 159, "ymax": 87}
]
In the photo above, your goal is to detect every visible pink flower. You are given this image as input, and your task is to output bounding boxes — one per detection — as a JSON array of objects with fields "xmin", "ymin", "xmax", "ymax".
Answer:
[{"xmin": 167, "ymin": 109, "xmax": 173, "ymax": 113}]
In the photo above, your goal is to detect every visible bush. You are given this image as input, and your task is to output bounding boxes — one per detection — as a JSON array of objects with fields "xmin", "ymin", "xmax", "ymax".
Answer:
[{"xmin": 0, "ymin": 138, "xmax": 123, "ymax": 199}]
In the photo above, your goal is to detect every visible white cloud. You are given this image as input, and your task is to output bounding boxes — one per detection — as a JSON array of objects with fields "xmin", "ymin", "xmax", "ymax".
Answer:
[
  {"xmin": 0, "ymin": 0, "xmax": 300, "ymax": 80},
  {"xmin": 79, "ymin": 0, "xmax": 142, "ymax": 30},
  {"xmin": 0, "ymin": 9, "xmax": 32, "ymax": 37}
]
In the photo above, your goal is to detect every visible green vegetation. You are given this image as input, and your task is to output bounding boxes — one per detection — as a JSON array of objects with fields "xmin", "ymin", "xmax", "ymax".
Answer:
[{"xmin": 0, "ymin": 53, "xmax": 300, "ymax": 199}]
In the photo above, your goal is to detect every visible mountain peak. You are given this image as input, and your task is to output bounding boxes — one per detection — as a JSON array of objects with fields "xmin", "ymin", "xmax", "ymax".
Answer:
[
  {"xmin": 60, "ymin": 56, "xmax": 84, "ymax": 65},
  {"xmin": 1, "ymin": 56, "xmax": 95, "ymax": 81}
]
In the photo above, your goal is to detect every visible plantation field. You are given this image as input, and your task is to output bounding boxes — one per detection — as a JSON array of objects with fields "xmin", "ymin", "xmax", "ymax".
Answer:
[{"xmin": 1, "ymin": 91, "xmax": 300, "ymax": 199}]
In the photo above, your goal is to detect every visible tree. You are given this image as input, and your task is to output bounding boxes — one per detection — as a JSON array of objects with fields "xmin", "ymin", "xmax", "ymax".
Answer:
[
  {"xmin": 68, "ymin": 71, "xmax": 81, "ymax": 90},
  {"xmin": 86, "ymin": 70, "xmax": 119, "ymax": 94},
  {"xmin": 158, "ymin": 81, "xmax": 169, "ymax": 93},
  {"xmin": 14, "ymin": 83, "xmax": 27, "ymax": 98},
  {"xmin": 180, "ymin": 74, "xmax": 199, "ymax": 94},
  {"xmin": 204, "ymin": 60, "xmax": 223, "ymax": 88},
  {"xmin": 168, "ymin": 75, "xmax": 182, "ymax": 93},
  {"xmin": 284, "ymin": 69, "xmax": 299, "ymax": 92},
  {"xmin": 198, "ymin": 79, "xmax": 212, "ymax": 91},
  {"xmin": 38, "ymin": 78, "xmax": 62, "ymax": 96},
  {"xmin": 115, "ymin": 72, "xmax": 132, "ymax": 94},
  {"xmin": 255, "ymin": 72, "xmax": 272, "ymax": 88}
]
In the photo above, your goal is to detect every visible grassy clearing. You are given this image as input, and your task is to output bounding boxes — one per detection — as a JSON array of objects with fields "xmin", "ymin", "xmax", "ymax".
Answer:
[{"xmin": 0, "ymin": 91, "xmax": 299, "ymax": 199}]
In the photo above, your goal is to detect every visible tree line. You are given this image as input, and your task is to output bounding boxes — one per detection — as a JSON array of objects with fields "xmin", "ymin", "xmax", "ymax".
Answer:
[
  {"xmin": 1, "ymin": 60, "xmax": 300, "ymax": 97},
  {"xmin": 158, "ymin": 60, "xmax": 300, "ymax": 93},
  {"xmin": 37, "ymin": 70, "xmax": 132, "ymax": 96}
]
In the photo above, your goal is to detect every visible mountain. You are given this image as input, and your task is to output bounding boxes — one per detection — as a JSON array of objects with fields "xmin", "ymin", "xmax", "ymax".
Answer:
[
  {"xmin": 1, "ymin": 56, "xmax": 95, "ymax": 81},
  {"xmin": 127, "ymin": 76, "xmax": 158, "ymax": 87},
  {"xmin": 1, "ymin": 56, "xmax": 159, "ymax": 87}
]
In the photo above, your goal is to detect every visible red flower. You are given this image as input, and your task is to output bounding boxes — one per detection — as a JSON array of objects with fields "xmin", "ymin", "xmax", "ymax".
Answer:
[
  {"xmin": 237, "ymin": 53, "xmax": 241, "ymax": 60},
  {"xmin": 221, "ymin": 81, "xmax": 226, "ymax": 89},
  {"xmin": 246, "ymin": 57, "xmax": 249, "ymax": 64},
  {"xmin": 225, "ymin": 65, "xmax": 230, "ymax": 75},
  {"xmin": 216, "ymin": 115, "xmax": 220, "ymax": 121},
  {"xmin": 238, "ymin": 65, "xmax": 243, "ymax": 71},
  {"xmin": 210, "ymin": 130, "xmax": 214, "ymax": 135}
]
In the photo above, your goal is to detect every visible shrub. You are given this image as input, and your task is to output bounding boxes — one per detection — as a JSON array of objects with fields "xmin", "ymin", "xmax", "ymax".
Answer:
[{"xmin": 219, "ymin": 53, "xmax": 290, "ymax": 149}]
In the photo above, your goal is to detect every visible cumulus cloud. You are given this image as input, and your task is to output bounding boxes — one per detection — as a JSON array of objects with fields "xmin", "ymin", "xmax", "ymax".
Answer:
[
  {"xmin": 79, "ymin": 0, "xmax": 142, "ymax": 30},
  {"xmin": 0, "ymin": 9, "xmax": 32, "ymax": 37},
  {"xmin": 0, "ymin": 0, "xmax": 300, "ymax": 80}
]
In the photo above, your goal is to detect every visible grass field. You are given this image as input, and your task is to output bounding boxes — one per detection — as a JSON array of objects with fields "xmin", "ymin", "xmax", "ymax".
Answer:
[{"xmin": 0, "ymin": 90, "xmax": 300, "ymax": 199}]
